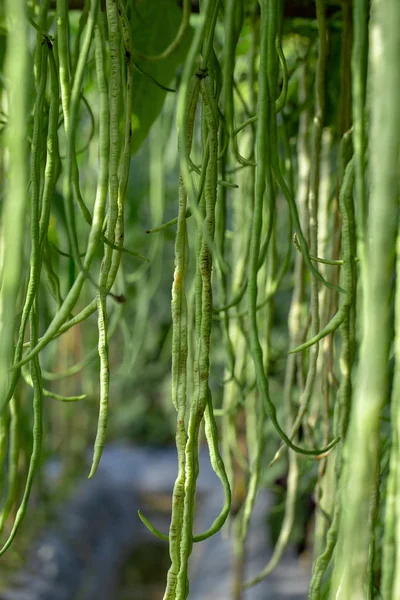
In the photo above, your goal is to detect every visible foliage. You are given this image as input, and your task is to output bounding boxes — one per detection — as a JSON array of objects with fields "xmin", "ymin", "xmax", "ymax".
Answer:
[{"xmin": 129, "ymin": 0, "xmax": 193, "ymax": 154}]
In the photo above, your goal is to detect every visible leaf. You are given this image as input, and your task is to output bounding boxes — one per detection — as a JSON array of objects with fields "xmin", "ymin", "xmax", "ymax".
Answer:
[{"xmin": 130, "ymin": 0, "xmax": 193, "ymax": 155}]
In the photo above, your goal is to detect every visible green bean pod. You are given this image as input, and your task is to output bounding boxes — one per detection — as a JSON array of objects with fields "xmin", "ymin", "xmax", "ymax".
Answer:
[
  {"xmin": 163, "ymin": 74, "xmax": 200, "ymax": 600},
  {"xmin": 331, "ymin": 0, "xmax": 400, "ymax": 594},
  {"xmin": 175, "ymin": 73, "xmax": 218, "ymax": 599},
  {"xmin": 89, "ymin": 0, "xmax": 121, "ymax": 479},
  {"xmin": 248, "ymin": 0, "xmax": 338, "ymax": 458}
]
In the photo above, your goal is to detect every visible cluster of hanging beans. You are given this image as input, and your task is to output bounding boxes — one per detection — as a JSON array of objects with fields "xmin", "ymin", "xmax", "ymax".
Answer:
[{"xmin": 1, "ymin": 0, "xmax": 400, "ymax": 598}]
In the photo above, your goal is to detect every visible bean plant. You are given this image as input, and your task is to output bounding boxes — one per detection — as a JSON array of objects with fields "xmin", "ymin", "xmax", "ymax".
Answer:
[{"xmin": 0, "ymin": 0, "xmax": 399, "ymax": 598}]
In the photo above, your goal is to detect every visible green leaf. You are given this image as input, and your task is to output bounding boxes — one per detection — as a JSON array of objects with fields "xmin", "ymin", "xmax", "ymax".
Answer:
[{"xmin": 130, "ymin": 0, "xmax": 193, "ymax": 155}]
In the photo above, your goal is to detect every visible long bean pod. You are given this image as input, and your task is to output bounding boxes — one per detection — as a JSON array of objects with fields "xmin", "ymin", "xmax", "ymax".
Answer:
[
  {"xmin": 0, "ymin": 399, "xmax": 20, "ymax": 537},
  {"xmin": 309, "ymin": 150, "xmax": 356, "ymax": 598},
  {"xmin": 163, "ymin": 74, "xmax": 200, "ymax": 600},
  {"xmin": 248, "ymin": 0, "xmax": 338, "ymax": 458},
  {"xmin": 89, "ymin": 0, "xmax": 122, "ymax": 478},
  {"xmin": 331, "ymin": 1, "xmax": 400, "ymax": 594},
  {"xmin": 175, "ymin": 73, "xmax": 218, "ymax": 598}
]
